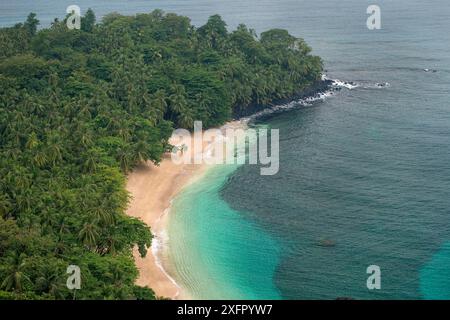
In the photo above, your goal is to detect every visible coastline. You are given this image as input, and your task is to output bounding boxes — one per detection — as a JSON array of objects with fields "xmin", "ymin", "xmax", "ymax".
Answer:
[
  {"xmin": 126, "ymin": 159, "xmax": 206, "ymax": 299},
  {"xmin": 125, "ymin": 80, "xmax": 333, "ymax": 300},
  {"xmin": 125, "ymin": 120, "xmax": 248, "ymax": 299}
]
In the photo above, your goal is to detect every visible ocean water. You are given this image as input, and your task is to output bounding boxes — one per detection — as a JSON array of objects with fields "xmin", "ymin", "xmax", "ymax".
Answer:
[
  {"xmin": 2, "ymin": 1, "xmax": 450, "ymax": 299},
  {"xmin": 167, "ymin": 165, "xmax": 281, "ymax": 299},
  {"xmin": 420, "ymin": 242, "xmax": 450, "ymax": 299}
]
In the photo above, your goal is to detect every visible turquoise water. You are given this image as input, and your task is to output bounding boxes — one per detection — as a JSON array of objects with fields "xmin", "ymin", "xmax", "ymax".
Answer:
[
  {"xmin": 167, "ymin": 165, "xmax": 281, "ymax": 300},
  {"xmin": 420, "ymin": 242, "xmax": 450, "ymax": 300},
  {"xmin": 3, "ymin": 0, "xmax": 450, "ymax": 299}
]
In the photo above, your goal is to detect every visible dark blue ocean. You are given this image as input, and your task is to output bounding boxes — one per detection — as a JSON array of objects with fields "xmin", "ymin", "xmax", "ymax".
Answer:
[{"xmin": 2, "ymin": 0, "xmax": 450, "ymax": 299}]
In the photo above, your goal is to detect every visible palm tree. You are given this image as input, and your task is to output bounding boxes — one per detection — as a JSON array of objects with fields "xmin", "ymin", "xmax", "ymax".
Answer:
[
  {"xmin": 253, "ymin": 72, "xmax": 271, "ymax": 105},
  {"xmin": 169, "ymin": 85, "xmax": 192, "ymax": 128},
  {"xmin": 198, "ymin": 15, "xmax": 228, "ymax": 49},
  {"xmin": 47, "ymin": 278, "xmax": 66, "ymax": 299},
  {"xmin": 0, "ymin": 193, "xmax": 11, "ymax": 218},
  {"xmin": 46, "ymin": 132, "xmax": 63, "ymax": 166},
  {"xmin": 232, "ymin": 80, "xmax": 252, "ymax": 107},
  {"xmin": 82, "ymin": 149, "xmax": 98, "ymax": 173},
  {"xmin": 50, "ymin": 18, "xmax": 60, "ymax": 30},
  {"xmin": 12, "ymin": 170, "xmax": 31, "ymax": 190},
  {"xmin": 15, "ymin": 188, "xmax": 33, "ymax": 212},
  {"xmin": 169, "ymin": 84, "xmax": 188, "ymax": 115},
  {"xmin": 116, "ymin": 146, "xmax": 132, "ymax": 173},
  {"xmin": 40, "ymin": 209, "xmax": 56, "ymax": 233},
  {"xmin": 35, "ymin": 268, "xmax": 66, "ymax": 299},
  {"xmin": 177, "ymin": 109, "xmax": 194, "ymax": 128},
  {"xmin": 90, "ymin": 204, "xmax": 115, "ymax": 226},
  {"xmin": 57, "ymin": 216, "xmax": 70, "ymax": 237},
  {"xmin": 78, "ymin": 222, "xmax": 100, "ymax": 249},
  {"xmin": 151, "ymin": 89, "xmax": 168, "ymax": 119},
  {"xmin": 33, "ymin": 150, "xmax": 48, "ymax": 168},
  {"xmin": 117, "ymin": 127, "xmax": 132, "ymax": 142},
  {"xmin": 25, "ymin": 132, "xmax": 39, "ymax": 150},
  {"xmin": 132, "ymin": 140, "xmax": 150, "ymax": 164},
  {"xmin": 1, "ymin": 252, "xmax": 31, "ymax": 292},
  {"xmin": 195, "ymin": 93, "xmax": 211, "ymax": 116},
  {"xmin": 105, "ymin": 233, "xmax": 118, "ymax": 255}
]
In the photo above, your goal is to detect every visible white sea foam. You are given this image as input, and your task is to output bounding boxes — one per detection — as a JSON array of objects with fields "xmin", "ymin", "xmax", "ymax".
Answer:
[
  {"xmin": 247, "ymin": 74, "xmax": 390, "ymax": 121},
  {"xmin": 323, "ymin": 74, "xmax": 391, "ymax": 90},
  {"xmin": 331, "ymin": 79, "xmax": 359, "ymax": 89},
  {"xmin": 369, "ymin": 82, "xmax": 391, "ymax": 89},
  {"xmin": 322, "ymin": 74, "xmax": 360, "ymax": 89},
  {"xmin": 151, "ymin": 203, "xmax": 182, "ymax": 298},
  {"xmin": 247, "ymin": 75, "xmax": 338, "ymax": 120}
]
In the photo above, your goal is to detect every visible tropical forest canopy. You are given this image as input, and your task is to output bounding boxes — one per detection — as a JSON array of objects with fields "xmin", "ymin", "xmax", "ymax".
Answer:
[{"xmin": 0, "ymin": 10, "xmax": 323, "ymax": 299}]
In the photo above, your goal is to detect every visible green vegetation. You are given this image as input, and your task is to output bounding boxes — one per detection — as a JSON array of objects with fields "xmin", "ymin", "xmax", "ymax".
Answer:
[{"xmin": 0, "ymin": 10, "xmax": 323, "ymax": 299}]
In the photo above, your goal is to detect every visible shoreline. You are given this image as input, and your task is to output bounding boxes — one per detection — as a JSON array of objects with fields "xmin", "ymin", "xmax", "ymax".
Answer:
[
  {"xmin": 125, "ymin": 120, "xmax": 248, "ymax": 299},
  {"xmin": 125, "ymin": 80, "xmax": 335, "ymax": 300},
  {"xmin": 126, "ymin": 156, "xmax": 208, "ymax": 299}
]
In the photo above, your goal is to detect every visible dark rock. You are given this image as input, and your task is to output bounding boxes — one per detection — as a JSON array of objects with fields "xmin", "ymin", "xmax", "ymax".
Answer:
[
  {"xmin": 317, "ymin": 239, "xmax": 336, "ymax": 247},
  {"xmin": 232, "ymin": 79, "xmax": 333, "ymax": 119}
]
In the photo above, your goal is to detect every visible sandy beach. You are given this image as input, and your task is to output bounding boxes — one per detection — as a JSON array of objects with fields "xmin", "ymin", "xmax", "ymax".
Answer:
[
  {"xmin": 126, "ymin": 158, "xmax": 205, "ymax": 299},
  {"xmin": 125, "ymin": 120, "xmax": 247, "ymax": 299}
]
